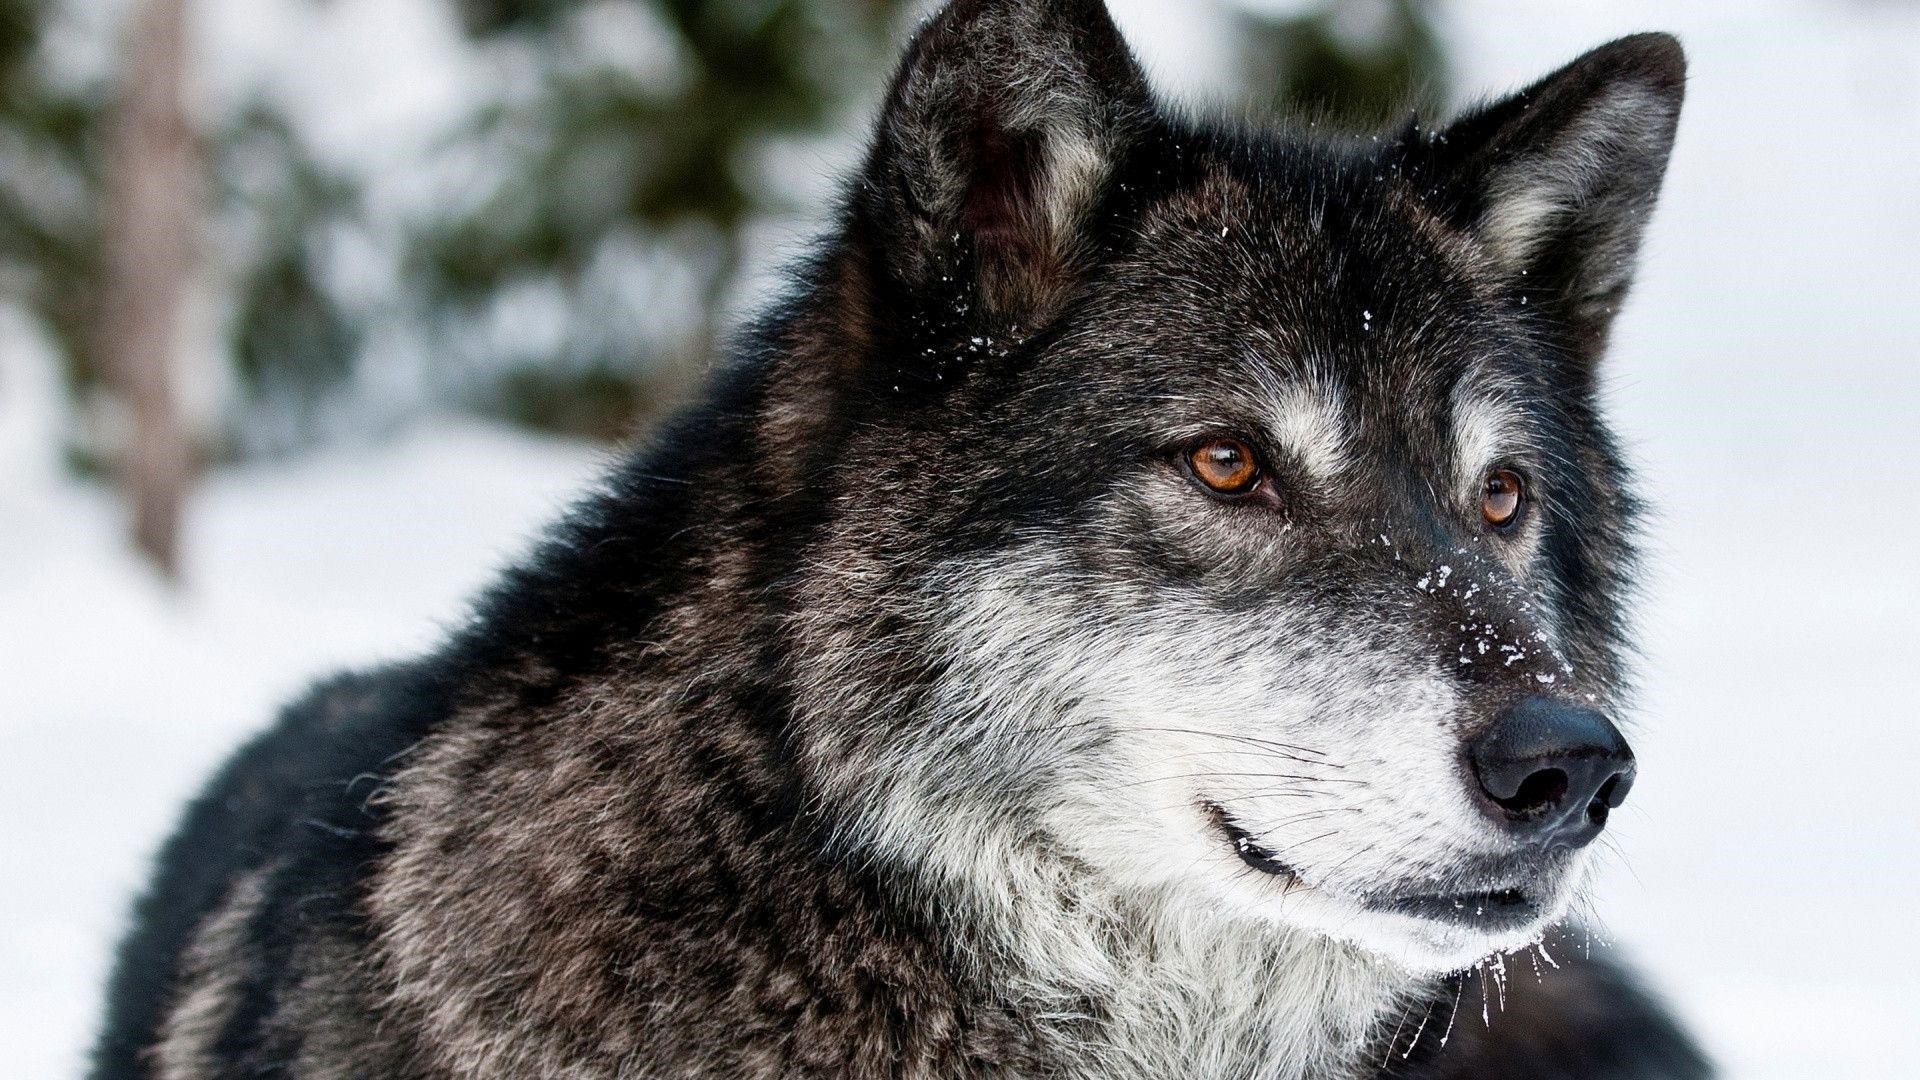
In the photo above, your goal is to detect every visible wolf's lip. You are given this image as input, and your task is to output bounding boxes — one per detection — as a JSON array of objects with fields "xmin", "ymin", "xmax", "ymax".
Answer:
[
  {"xmin": 1372, "ymin": 887, "xmax": 1544, "ymax": 931},
  {"xmin": 1201, "ymin": 802, "xmax": 1295, "ymax": 877}
]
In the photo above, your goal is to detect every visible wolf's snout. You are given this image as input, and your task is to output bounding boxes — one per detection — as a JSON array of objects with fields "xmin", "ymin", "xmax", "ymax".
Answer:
[{"xmin": 1468, "ymin": 696, "xmax": 1636, "ymax": 848}]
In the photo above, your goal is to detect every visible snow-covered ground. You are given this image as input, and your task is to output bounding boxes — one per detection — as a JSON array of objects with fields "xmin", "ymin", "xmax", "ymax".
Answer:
[
  {"xmin": 5, "ymin": 1, "xmax": 1919, "ymax": 1077},
  {"xmin": 0, "ymin": 418, "xmax": 612, "ymax": 1078}
]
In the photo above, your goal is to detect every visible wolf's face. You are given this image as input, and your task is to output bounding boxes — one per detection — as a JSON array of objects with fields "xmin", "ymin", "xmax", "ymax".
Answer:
[{"xmin": 785, "ymin": 0, "xmax": 1681, "ymax": 975}]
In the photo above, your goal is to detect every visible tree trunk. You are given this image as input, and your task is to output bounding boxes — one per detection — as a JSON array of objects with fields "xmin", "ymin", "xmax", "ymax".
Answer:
[{"xmin": 101, "ymin": 0, "xmax": 197, "ymax": 581}]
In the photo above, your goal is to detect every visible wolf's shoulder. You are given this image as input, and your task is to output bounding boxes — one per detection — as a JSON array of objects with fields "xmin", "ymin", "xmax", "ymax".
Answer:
[
  {"xmin": 157, "ymin": 661, "xmax": 446, "ymax": 875},
  {"xmin": 89, "ymin": 663, "xmax": 445, "ymax": 1079}
]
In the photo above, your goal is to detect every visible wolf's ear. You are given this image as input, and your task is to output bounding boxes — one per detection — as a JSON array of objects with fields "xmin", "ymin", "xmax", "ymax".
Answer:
[
  {"xmin": 857, "ymin": 0, "xmax": 1151, "ymax": 327},
  {"xmin": 1414, "ymin": 34, "xmax": 1685, "ymax": 360}
]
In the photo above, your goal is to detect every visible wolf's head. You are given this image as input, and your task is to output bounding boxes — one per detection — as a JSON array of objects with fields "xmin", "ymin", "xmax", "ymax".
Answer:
[{"xmin": 770, "ymin": 0, "xmax": 1683, "ymax": 976}]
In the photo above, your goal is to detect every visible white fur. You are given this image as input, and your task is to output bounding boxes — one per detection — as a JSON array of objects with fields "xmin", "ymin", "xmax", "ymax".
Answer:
[
  {"xmin": 1449, "ymin": 392, "xmax": 1515, "ymax": 495},
  {"xmin": 1264, "ymin": 376, "xmax": 1353, "ymax": 483},
  {"xmin": 828, "ymin": 531, "xmax": 1594, "ymax": 1079},
  {"xmin": 1040, "ymin": 128, "xmax": 1110, "ymax": 243}
]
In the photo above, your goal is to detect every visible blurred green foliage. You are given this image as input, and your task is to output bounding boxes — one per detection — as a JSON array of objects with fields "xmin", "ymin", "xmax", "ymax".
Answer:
[
  {"xmin": 420, "ymin": 0, "xmax": 913, "ymax": 437},
  {"xmin": 222, "ymin": 107, "xmax": 364, "ymax": 421},
  {"xmin": 0, "ymin": 0, "xmax": 32, "ymax": 70},
  {"xmin": 1235, "ymin": 0, "xmax": 1447, "ymax": 126},
  {"xmin": 0, "ymin": 0, "xmax": 106, "ymax": 408},
  {"xmin": 0, "ymin": 0, "xmax": 365, "ymax": 463}
]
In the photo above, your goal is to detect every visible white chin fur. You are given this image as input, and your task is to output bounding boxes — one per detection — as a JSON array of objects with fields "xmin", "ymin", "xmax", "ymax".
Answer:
[{"xmin": 1318, "ymin": 903, "xmax": 1556, "ymax": 974}]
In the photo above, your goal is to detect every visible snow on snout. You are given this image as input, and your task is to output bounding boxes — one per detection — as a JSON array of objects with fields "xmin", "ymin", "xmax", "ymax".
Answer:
[{"xmin": 1406, "ymin": 549, "xmax": 1577, "ymax": 687}]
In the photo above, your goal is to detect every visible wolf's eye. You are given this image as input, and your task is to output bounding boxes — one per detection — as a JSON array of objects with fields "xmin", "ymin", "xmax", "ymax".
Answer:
[
  {"xmin": 1187, "ymin": 438, "xmax": 1263, "ymax": 496},
  {"xmin": 1482, "ymin": 469, "xmax": 1526, "ymax": 530}
]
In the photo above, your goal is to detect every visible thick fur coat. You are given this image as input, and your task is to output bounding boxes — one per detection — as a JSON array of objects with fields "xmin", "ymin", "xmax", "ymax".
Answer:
[{"xmin": 94, "ymin": 2, "xmax": 1709, "ymax": 1077}]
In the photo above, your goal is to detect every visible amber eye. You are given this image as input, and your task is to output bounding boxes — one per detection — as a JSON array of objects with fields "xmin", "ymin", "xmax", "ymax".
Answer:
[
  {"xmin": 1481, "ymin": 469, "xmax": 1526, "ymax": 529},
  {"xmin": 1187, "ymin": 438, "xmax": 1262, "ymax": 496}
]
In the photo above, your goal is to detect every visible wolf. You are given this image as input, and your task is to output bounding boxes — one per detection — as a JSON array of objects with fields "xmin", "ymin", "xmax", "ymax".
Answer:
[{"xmin": 92, "ymin": 1, "xmax": 1709, "ymax": 1077}]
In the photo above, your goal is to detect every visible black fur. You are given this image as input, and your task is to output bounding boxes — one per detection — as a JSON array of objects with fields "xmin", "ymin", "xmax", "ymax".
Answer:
[
  {"xmin": 93, "ymin": 3, "xmax": 1702, "ymax": 1077},
  {"xmin": 1388, "ymin": 943, "xmax": 1711, "ymax": 1079}
]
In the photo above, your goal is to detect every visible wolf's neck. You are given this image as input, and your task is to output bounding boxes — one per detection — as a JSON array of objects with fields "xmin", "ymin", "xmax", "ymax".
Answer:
[{"xmin": 917, "ymin": 845, "xmax": 1419, "ymax": 1080}]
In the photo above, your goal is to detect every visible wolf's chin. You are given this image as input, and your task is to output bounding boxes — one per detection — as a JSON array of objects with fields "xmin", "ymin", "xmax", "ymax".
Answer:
[{"xmin": 1341, "ymin": 907, "xmax": 1559, "ymax": 973}]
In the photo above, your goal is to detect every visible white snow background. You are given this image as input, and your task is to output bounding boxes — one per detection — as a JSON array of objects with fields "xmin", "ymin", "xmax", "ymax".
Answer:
[{"xmin": 4, "ymin": 1, "xmax": 1918, "ymax": 1076}]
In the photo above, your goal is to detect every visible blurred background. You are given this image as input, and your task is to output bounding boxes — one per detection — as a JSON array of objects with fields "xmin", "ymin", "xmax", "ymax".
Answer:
[{"xmin": 2, "ymin": 0, "xmax": 1915, "ymax": 1076}]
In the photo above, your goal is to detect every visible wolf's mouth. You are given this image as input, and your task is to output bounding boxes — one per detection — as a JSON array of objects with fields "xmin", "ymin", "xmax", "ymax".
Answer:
[
  {"xmin": 1202, "ymin": 801, "xmax": 1551, "ymax": 932},
  {"xmin": 1202, "ymin": 802, "xmax": 1295, "ymax": 877},
  {"xmin": 1371, "ymin": 887, "xmax": 1545, "ymax": 931}
]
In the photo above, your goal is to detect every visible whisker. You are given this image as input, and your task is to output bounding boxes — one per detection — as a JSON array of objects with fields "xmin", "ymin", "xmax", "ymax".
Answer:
[
  {"xmin": 1144, "ymin": 790, "xmax": 1331, "ymax": 815},
  {"xmin": 1128, "ymin": 726, "xmax": 1338, "ymax": 762},
  {"xmin": 1192, "ymin": 790, "xmax": 1326, "ymax": 805}
]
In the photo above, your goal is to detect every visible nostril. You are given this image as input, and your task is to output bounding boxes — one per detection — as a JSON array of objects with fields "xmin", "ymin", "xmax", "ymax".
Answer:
[
  {"xmin": 1597, "ymin": 774, "xmax": 1620, "ymax": 806},
  {"xmin": 1589, "ymin": 779, "xmax": 1613, "ymax": 825},
  {"xmin": 1588, "ymin": 772, "xmax": 1630, "ymax": 826},
  {"xmin": 1495, "ymin": 767, "xmax": 1569, "ymax": 818},
  {"xmin": 1598, "ymin": 771, "xmax": 1632, "ymax": 808}
]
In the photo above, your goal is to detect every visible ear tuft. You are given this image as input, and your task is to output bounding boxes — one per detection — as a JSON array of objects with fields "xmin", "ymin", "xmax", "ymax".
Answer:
[
  {"xmin": 860, "ymin": 0, "xmax": 1151, "ymax": 326},
  {"xmin": 1415, "ymin": 33, "xmax": 1686, "ymax": 359}
]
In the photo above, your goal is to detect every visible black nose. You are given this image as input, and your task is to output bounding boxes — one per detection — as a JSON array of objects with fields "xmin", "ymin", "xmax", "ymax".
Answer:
[{"xmin": 1468, "ymin": 696, "xmax": 1636, "ymax": 848}]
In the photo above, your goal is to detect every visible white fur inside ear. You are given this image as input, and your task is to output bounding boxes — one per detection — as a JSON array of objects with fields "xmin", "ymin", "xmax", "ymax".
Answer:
[
  {"xmin": 1041, "ymin": 126, "xmax": 1109, "ymax": 243},
  {"xmin": 1477, "ymin": 84, "xmax": 1672, "ymax": 274}
]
